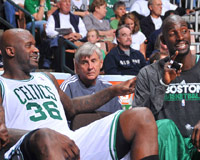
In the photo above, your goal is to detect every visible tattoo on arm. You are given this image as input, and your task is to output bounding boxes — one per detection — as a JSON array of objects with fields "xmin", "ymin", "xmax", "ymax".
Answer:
[{"xmin": 72, "ymin": 87, "xmax": 115, "ymax": 114}]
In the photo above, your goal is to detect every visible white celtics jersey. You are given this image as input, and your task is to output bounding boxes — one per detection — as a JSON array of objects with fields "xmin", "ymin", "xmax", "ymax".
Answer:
[{"xmin": 0, "ymin": 73, "xmax": 73, "ymax": 137}]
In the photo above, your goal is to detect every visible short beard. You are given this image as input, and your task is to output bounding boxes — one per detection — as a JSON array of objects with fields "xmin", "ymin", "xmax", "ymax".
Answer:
[{"xmin": 120, "ymin": 44, "xmax": 130, "ymax": 49}]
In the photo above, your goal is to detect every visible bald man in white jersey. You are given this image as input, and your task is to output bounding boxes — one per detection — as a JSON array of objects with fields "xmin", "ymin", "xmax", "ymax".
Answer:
[{"xmin": 0, "ymin": 28, "xmax": 159, "ymax": 160}]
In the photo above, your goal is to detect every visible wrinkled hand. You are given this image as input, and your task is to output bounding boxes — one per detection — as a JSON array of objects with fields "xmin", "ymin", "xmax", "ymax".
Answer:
[
  {"xmin": 0, "ymin": 123, "xmax": 9, "ymax": 149},
  {"xmin": 113, "ymin": 77, "xmax": 136, "ymax": 96},
  {"xmin": 191, "ymin": 121, "xmax": 200, "ymax": 152},
  {"xmin": 163, "ymin": 51, "xmax": 182, "ymax": 84}
]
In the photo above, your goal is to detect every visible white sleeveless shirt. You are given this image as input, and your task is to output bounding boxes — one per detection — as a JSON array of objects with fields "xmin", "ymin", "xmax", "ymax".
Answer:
[{"xmin": 0, "ymin": 72, "xmax": 74, "ymax": 137}]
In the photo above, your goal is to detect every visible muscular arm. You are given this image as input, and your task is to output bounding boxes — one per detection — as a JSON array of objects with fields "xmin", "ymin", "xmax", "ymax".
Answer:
[
  {"xmin": 0, "ymin": 93, "xmax": 9, "ymax": 149},
  {"xmin": 70, "ymin": 86, "xmax": 117, "ymax": 113},
  {"xmin": 45, "ymin": 72, "xmax": 135, "ymax": 120},
  {"xmin": 0, "ymin": 129, "xmax": 28, "ymax": 158}
]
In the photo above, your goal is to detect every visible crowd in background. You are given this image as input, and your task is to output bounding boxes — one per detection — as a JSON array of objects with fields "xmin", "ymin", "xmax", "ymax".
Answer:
[
  {"xmin": 0, "ymin": 0, "xmax": 197, "ymax": 74},
  {"xmin": 1, "ymin": 1, "xmax": 200, "ymax": 159}
]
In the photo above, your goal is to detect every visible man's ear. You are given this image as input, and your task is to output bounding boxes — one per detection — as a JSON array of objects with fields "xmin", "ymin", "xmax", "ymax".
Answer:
[
  {"xmin": 160, "ymin": 35, "xmax": 166, "ymax": 45},
  {"xmin": 74, "ymin": 61, "xmax": 79, "ymax": 74},
  {"xmin": 148, "ymin": 4, "xmax": 152, "ymax": 11},
  {"xmin": 100, "ymin": 59, "xmax": 103, "ymax": 69},
  {"xmin": 5, "ymin": 47, "xmax": 15, "ymax": 57}
]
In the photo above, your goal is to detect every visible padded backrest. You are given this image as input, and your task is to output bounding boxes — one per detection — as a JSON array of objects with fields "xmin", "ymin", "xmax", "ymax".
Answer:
[{"xmin": 71, "ymin": 111, "xmax": 111, "ymax": 130}]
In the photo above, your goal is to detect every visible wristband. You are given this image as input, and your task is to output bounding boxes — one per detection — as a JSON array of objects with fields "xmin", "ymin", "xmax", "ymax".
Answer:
[
  {"xmin": 40, "ymin": 5, "xmax": 45, "ymax": 7},
  {"xmin": 160, "ymin": 78, "xmax": 169, "ymax": 87}
]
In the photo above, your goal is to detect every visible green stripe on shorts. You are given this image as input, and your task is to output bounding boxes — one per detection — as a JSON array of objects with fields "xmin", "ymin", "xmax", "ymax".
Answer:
[{"xmin": 109, "ymin": 110, "xmax": 124, "ymax": 160}]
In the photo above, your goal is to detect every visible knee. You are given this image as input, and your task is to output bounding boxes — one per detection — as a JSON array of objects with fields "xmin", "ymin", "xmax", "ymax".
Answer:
[
  {"xmin": 124, "ymin": 107, "xmax": 156, "ymax": 127},
  {"xmin": 119, "ymin": 107, "xmax": 157, "ymax": 139},
  {"xmin": 30, "ymin": 128, "xmax": 52, "ymax": 144},
  {"xmin": 28, "ymin": 128, "xmax": 53, "ymax": 154}
]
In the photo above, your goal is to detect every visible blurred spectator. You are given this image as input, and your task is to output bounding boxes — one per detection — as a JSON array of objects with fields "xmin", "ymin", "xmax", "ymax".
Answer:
[
  {"xmin": 25, "ymin": 0, "xmax": 54, "ymax": 34},
  {"xmin": 140, "ymin": 0, "xmax": 163, "ymax": 41},
  {"xmin": 46, "ymin": 0, "xmax": 87, "ymax": 41},
  {"xmin": 60, "ymin": 42, "xmax": 122, "ymax": 116},
  {"xmin": 130, "ymin": 0, "xmax": 194, "ymax": 18},
  {"xmin": 87, "ymin": 29, "xmax": 106, "ymax": 60},
  {"xmin": 45, "ymin": 0, "xmax": 87, "ymax": 71},
  {"xmin": 87, "ymin": 29, "xmax": 100, "ymax": 44},
  {"xmin": 110, "ymin": 1, "xmax": 126, "ymax": 29},
  {"xmin": 149, "ymin": 50, "xmax": 169, "ymax": 64},
  {"xmin": 130, "ymin": 0, "xmax": 149, "ymax": 17},
  {"xmin": 89, "ymin": 0, "xmax": 118, "ymax": 20},
  {"xmin": 154, "ymin": 33, "xmax": 169, "ymax": 54},
  {"xmin": 3, "ymin": 0, "xmax": 24, "ymax": 28},
  {"xmin": 145, "ymin": 10, "xmax": 179, "ymax": 58},
  {"xmin": 148, "ymin": 36, "xmax": 170, "ymax": 63},
  {"xmin": 83, "ymin": 0, "xmax": 115, "ymax": 40},
  {"xmin": 114, "ymin": 12, "xmax": 147, "ymax": 58},
  {"xmin": 71, "ymin": 0, "xmax": 90, "ymax": 17},
  {"xmin": 103, "ymin": 25, "xmax": 146, "ymax": 75}
]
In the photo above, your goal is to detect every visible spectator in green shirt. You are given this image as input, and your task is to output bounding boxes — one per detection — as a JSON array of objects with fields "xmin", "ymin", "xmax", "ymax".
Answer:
[{"xmin": 110, "ymin": 1, "xmax": 126, "ymax": 29}]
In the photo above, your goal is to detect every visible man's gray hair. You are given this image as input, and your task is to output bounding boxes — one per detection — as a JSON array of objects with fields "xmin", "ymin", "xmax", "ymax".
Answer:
[
  {"xmin": 75, "ymin": 42, "xmax": 103, "ymax": 63},
  {"xmin": 113, "ymin": 1, "xmax": 125, "ymax": 12},
  {"xmin": 148, "ymin": 0, "xmax": 154, "ymax": 6}
]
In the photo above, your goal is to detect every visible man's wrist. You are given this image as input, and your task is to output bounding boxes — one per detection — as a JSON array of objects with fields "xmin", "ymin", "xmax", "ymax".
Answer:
[
  {"xmin": 160, "ymin": 78, "xmax": 169, "ymax": 87},
  {"xmin": 40, "ymin": 4, "xmax": 45, "ymax": 7}
]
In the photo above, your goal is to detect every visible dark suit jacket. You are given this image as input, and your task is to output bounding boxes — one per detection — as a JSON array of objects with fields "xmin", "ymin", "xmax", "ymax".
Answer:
[{"xmin": 140, "ymin": 15, "xmax": 163, "ymax": 41}]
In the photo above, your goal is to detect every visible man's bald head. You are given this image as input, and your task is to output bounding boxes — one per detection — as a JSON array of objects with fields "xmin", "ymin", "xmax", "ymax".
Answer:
[
  {"xmin": 162, "ymin": 15, "xmax": 187, "ymax": 38},
  {"xmin": 161, "ymin": 15, "xmax": 191, "ymax": 57},
  {"xmin": 0, "ymin": 28, "xmax": 39, "ymax": 72},
  {"xmin": 0, "ymin": 29, "xmax": 32, "ymax": 55},
  {"xmin": 0, "ymin": 28, "xmax": 31, "ymax": 51}
]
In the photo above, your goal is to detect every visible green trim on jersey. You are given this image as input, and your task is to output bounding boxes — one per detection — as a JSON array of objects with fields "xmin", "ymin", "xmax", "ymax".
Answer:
[
  {"xmin": 109, "ymin": 110, "xmax": 124, "ymax": 160},
  {"xmin": 40, "ymin": 72, "xmax": 58, "ymax": 90},
  {"xmin": 20, "ymin": 75, "xmax": 34, "ymax": 82},
  {"xmin": 0, "ymin": 80, "xmax": 5, "ymax": 100},
  {"xmin": 40, "ymin": 72, "xmax": 55, "ymax": 85}
]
